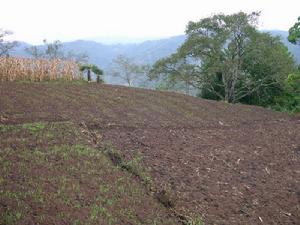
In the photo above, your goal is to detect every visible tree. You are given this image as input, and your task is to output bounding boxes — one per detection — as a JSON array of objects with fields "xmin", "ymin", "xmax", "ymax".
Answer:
[
  {"xmin": 288, "ymin": 16, "xmax": 300, "ymax": 45},
  {"xmin": 79, "ymin": 64, "xmax": 103, "ymax": 83},
  {"xmin": 149, "ymin": 53, "xmax": 200, "ymax": 94},
  {"xmin": 241, "ymin": 32, "xmax": 295, "ymax": 106},
  {"xmin": 25, "ymin": 46, "xmax": 44, "ymax": 59},
  {"xmin": 43, "ymin": 39, "xmax": 64, "ymax": 59},
  {"xmin": 180, "ymin": 12, "xmax": 262, "ymax": 103},
  {"xmin": 0, "ymin": 29, "xmax": 18, "ymax": 56},
  {"xmin": 151, "ymin": 12, "xmax": 296, "ymax": 104},
  {"xmin": 273, "ymin": 71, "xmax": 300, "ymax": 113},
  {"xmin": 26, "ymin": 39, "xmax": 88, "ymax": 63},
  {"xmin": 111, "ymin": 55, "xmax": 145, "ymax": 87}
]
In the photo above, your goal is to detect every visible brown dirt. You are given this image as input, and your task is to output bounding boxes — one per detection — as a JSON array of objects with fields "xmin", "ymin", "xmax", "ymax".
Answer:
[
  {"xmin": 1, "ymin": 82, "xmax": 300, "ymax": 225},
  {"xmin": 0, "ymin": 122, "xmax": 179, "ymax": 225}
]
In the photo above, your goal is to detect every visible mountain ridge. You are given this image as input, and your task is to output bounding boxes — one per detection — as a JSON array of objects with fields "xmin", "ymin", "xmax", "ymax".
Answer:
[{"xmin": 9, "ymin": 31, "xmax": 300, "ymax": 83}]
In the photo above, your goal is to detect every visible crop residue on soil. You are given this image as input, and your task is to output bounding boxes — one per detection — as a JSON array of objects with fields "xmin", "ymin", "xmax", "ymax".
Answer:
[{"xmin": 1, "ymin": 82, "xmax": 300, "ymax": 225}]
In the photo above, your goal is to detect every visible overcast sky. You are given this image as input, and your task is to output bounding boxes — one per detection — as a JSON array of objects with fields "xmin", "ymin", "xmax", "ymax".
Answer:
[{"xmin": 1, "ymin": 0, "xmax": 299, "ymax": 44}]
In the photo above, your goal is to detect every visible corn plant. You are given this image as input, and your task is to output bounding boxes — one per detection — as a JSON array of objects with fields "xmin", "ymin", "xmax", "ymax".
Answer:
[{"xmin": 0, "ymin": 57, "xmax": 82, "ymax": 81}]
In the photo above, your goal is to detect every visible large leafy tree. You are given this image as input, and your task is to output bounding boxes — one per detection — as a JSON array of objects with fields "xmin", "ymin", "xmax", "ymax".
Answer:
[
  {"xmin": 288, "ymin": 17, "xmax": 300, "ymax": 45},
  {"xmin": 241, "ymin": 32, "xmax": 295, "ymax": 106},
  {"xmin": 181, "ymin": 12, "xmax": 262, "ymax": 103},
  {"xmin": 151, "ymin": 12, "xmax": 296, "ymax": 104}
]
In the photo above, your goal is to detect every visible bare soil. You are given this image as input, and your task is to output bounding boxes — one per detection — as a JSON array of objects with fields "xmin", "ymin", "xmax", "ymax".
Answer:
[{"xmin": 1, "ymin": 82, "xmax": 300, "ymax": 225}]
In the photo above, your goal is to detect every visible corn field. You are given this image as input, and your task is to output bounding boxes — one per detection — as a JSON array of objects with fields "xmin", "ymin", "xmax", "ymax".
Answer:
[{"xmin": 0, "ymin": 57, "xmax": 82, "ymax": 81}]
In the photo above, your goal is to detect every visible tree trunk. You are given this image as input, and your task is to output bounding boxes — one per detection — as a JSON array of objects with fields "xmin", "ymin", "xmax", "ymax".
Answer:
[
  {"xmin": 222, "ymin": 73, "xmax": 230, "ymax": 103},
  {"xmin": 87, "ymin": 69, "xmax": 91, "ymax": 82}
]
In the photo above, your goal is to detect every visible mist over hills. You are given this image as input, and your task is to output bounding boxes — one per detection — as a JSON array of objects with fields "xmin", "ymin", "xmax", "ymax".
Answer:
[
  {"xmin": 10, "ymin": 35, "xmax": 186, "ymax": 83},
  {"xmin": 10, "ymin": 31, "xmax": 300, "ymax": 83},
  {"xmin": 84, "ymin": 36, "xmax": 171, "ymax": 45}
]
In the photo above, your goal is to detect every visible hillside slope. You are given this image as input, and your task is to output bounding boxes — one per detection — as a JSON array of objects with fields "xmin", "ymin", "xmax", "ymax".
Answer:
[{"xmin": 1, "ymin": 82, "xmax": 300, "ymax": 225}]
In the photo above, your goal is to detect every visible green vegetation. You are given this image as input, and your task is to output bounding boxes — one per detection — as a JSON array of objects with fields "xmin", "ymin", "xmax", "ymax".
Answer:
[
  {"xmin": 22, "ymin": 121, "xmax": 46, "ymax": 133},
  {"xmin": 2, "ymin": 12, "xmax": 300, "ymax": 112},
  {"xmin": 272, "ymin": 70, "xmax": 300, "ymax": 113},
  {"xmin": 288, "ymin": 16, "xmax": 300, "ymax": 45},
  {"xmin": 150, "ymin": 12, "xmax": 299, "ymax": 113},
  {"xmin": 122, "ymin": 152, "xmax": 152, "ymax": 185},
  {"xmin": 2, "ymin": 9, "xmax": 300, "ymax": 225},
  {"xmin": 104, "ymin": 146, "xmax": 152, "ymax": 186},
  {"xmin": 79, "ymin": 64, "xmax": 104, "ymax": 83},
  {"xmin": 1, "ymin": 209, "xmax": 22, "ymax": 225},
  {"xmin": 187, "ymin": 217, "xmax": 204, "ymax": 225},
  {"xmin": 0, "ymin": 121, "xmax": 178, "ymax": 224},
  {"xmin": 0, "ymin": 122, "xmax": 46, "ymax": 135}
]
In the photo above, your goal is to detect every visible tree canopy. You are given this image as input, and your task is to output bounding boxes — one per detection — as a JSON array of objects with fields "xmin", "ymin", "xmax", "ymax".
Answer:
[
  {"xmin": 288, "ymin": 16, "xmax": 300, "ymax": 45},
  {"xmin": 150, "ymin": 12, "xmax": 296, "ymax": 106}
]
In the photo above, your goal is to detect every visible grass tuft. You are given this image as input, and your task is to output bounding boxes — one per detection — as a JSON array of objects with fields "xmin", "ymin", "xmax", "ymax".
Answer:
[{"xmin": 103, "ymin": 146, "xmax": 152, "ymax": 186}]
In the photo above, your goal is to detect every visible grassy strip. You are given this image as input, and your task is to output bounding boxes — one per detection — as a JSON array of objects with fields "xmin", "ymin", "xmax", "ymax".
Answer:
[{"xmin": 102, "ymin": 145, "xmax": 204, "ymax": 225}]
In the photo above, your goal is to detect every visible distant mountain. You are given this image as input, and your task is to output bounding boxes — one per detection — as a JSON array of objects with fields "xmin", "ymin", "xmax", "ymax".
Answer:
[
  {"xmin": 84, "ymin": 36, "xmax": 169, "ymax": 45},
  {"xmin": 9, "ymin": 41, "xmax": 31, "ymax": 57},
  {"xmin": 62, "ymin": 35, "xmax": 186, "ymax": 67},
  {"xmin": 9, "ymin": 31, "xmax": 300, "ymax": 84}
]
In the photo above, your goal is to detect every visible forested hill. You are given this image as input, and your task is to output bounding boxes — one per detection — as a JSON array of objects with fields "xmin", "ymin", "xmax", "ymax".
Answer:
[
  {"xmin": 10, "ymin": 30, "xmax": 300, "ymax": 81},
  {"xmin": 11, "ymin": 36, "xmax": 186, "ymax": 70}
]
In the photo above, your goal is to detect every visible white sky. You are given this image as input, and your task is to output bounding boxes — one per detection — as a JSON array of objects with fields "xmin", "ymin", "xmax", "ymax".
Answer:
[{"xmin": 1, "ymin": 0, "xmax": 299, "ymax": 44}]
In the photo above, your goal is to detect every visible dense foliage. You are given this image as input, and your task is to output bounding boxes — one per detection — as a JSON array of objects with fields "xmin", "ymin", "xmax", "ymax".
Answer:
[
  {"xmin": 272, "ymin": 70, "xmax": 300, "ymax": 113},
  {"xmin": 150, "ymin": 12, "xmax": 299, "ymax": 112},
  {"xmin": 288, "ymin": 17, "xmax": 300, "ymax": 45}
]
